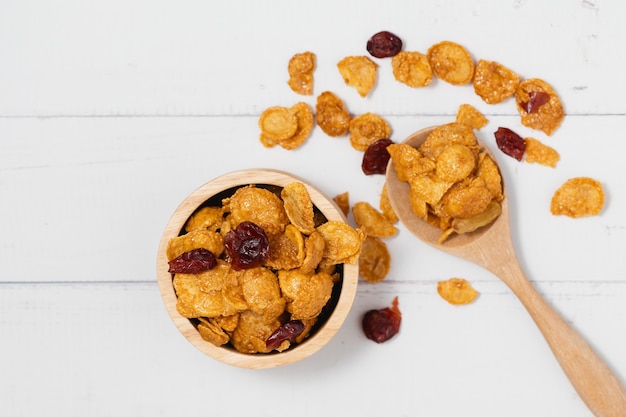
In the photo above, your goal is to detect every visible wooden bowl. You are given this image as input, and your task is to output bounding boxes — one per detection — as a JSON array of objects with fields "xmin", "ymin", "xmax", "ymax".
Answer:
[{"xmin": 156, "ymin": 169, "xmax": 359, "ymax": 369}]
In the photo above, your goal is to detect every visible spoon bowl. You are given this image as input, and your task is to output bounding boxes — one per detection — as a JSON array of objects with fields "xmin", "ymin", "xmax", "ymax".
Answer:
[
  {"xmin": 386, "ymin": 126, "xmax": 626, "ymax": 417},
  {"xmin": 385, "ymin": 126, "xmax": 507, "ymax": 256}
]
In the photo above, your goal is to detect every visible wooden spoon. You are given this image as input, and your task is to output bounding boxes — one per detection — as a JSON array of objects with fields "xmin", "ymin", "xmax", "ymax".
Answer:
[{"xmin": 385, "ymin": 126, "xmax": 626, "ymax": 417}]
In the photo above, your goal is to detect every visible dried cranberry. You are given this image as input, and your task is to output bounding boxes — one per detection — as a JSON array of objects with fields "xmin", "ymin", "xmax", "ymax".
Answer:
[
  {"xmin": 224, "ymin": 221, "xmax": 270, "ymax": 270},
  {"xmin": 168, "ymin": 248, "xmax": 217, "ymax": 274},
  {"xmin": 362, "ymin": 296, "xmax": 401, "ymax": 343},
  {"xmin": 494, "ymin": 127, "xmax": 526, "ymax": 161},
  {"xmin": 520, "ymin": 91, "xmax": 550, "ymax": 113},
  {"xmin": 362, "ymin": 138, "xmax": 395, "ymax": 175},
  {"xmin": 366, "ymin": 31, "xmax": 403, "ymax": 58},
  {"xmin": 266, "ymin": 320, "xmax": 305, "ymax": 350}
]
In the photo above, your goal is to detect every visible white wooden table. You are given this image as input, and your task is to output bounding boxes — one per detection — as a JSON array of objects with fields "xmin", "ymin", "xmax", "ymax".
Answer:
[{"xmin": 1, "ymin": 1, "xmax": 625, "ymax": 416}]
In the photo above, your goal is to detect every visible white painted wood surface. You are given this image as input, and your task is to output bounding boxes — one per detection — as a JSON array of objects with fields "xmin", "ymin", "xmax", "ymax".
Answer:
[{"xmin": 1, "ymin": 1, "xmax": 625, "ymax": 416}]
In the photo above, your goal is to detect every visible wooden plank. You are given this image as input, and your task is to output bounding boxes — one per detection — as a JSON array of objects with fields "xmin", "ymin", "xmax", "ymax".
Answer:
[
  {"xmin": 0, "ymin": 1, "xmax": 624, "ymax": 117},
  {"xmin": 0, "ymin": 281, "xmax": 623, "ymax": 416},
  {"xmin": 1, "ymin": 115, "xmax": 625, "ymax": 284}
]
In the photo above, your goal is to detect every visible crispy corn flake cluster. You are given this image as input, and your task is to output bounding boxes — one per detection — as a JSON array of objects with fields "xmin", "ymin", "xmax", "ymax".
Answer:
[
  {"xmin": 389, "ymin": 122, "xmax": 504, "ymax": 243},
  {"xmin": 167, "ymin": 182, "xmax": 364, "ymax": 354}
]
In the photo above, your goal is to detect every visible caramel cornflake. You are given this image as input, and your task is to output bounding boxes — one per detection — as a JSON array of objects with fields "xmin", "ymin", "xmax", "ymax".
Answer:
[
  {"xmin": 349, "ymin": 112, "xmax": 392, "ymax": 151},
  {"xmin": 315, "ymin": 91, "xmax": 352, "ymax": 137},
  {"xmin": 259, "ymin": 102, "xmax": 314, "ymax": 150},
  {"xmin": 420, "ymin": 122, "xmax": 478, "ymax": 159},
  {"xmin": 352, "ymin": 201, "xmax": 398, "ymax": 238},
  {"xmin": 437, "ymin": 278, "xmax": 479, "ymax": 305},
  {"xmin": 166, "ymin": 229, "xmax": 225, "ymax": 261},
  {"xmin": 184, "ymin": 206, "xmax": 224, "ymax": 233},
  {"xmin": 300, "ymin": 231, "xmax": 325, "ymax": 275},
  {"xmin": 259, "ymin": 106, "xmax": 298, "ymax": 142},
  {"xmin": 280, "ymin": 102, "xmax": 314, "ymax": 150},
  {"xmin": 287, "ymin": 51, "xmax": 316, "ymax": 95},
  {"xmin": 550, "ymin": 177, "xmax": 604, "ymax": 218},
  {"xmin": 281, "ymin": 182, "xmax": 315, "ymax": 234},
  {"xmin": 456, "ymin": 103, "xmax": 488, "ymax": 130},
  {"xmin": 515, "ymin": 78, "xmax": 565, "ymax": 136},
  {"xmin": 427, "ymin": 41, "xmax": 474, "ymax": 85},
  {"xmin": 473, "ymin": 59, "xmax": 520, "ymax": 104},
  {"xmin": 391, "ymin": 51, "xmax": 433, "ymax": 88},
  {"xmin": 224, "ymin": 185, "xmax": 289, "ymax": 235},
  {"xmin": 278, "ymin": 269, "xmax": 334, "ymax": 320},
  {"xmin": 379, "ymin": 184, "xmax": 398, "ymax": 224},
  {"xmin": 524, "ymin": 137, "xmax": 560, "ymax": 167},
  {"xmin": 333, "ymin": 192, "xmax": 350, "ymax": 216},
  {"xmin": 337, "ymin": 55, "xmax": 378, "ymax": 97},
  {"xmin": 359, "ymin": 236, "xmax": 391, "ymax": 283},
  {"xmin": 317, "ymin": 221, "xmax": 365, "ymax": 265}
]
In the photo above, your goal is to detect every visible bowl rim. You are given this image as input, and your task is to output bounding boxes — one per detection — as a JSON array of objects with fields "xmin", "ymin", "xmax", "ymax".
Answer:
[{"xmin": 156, "ymin": 168, "xmax": 359, "ymax": 369}]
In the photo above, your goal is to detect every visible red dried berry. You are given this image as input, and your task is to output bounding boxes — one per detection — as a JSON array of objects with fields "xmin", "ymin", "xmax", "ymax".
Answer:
[
  {"xmin": 224, "ymin": 221, "xmax": 270, "ymax": 270},
  {"xmin": 168, "ymin": 248, "xmax": 217, "ymax": 274},
  {"xmin": 362, "ymin": 138, "xmax": 395, "ymax": 175},
  {"xmin": 362, "ymin": 296, "xmax": 401, "ymax": 343},
  {"xmin": 266, "ymin": 320, "xmax": 305, "ymax": 350},
  {"xmin": 494, "ymin": 127, "xmax": 526, "ymax": 161},
  {"xmin": 520, "ymin": 91, "xmax": 550, "ymax": 114},
  {"xmin": 366, "ymin": 31, "xmax": 403, "ymax": 58}
]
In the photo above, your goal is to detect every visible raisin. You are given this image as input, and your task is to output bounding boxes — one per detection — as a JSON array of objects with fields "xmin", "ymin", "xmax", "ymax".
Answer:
[
  {"xmin": 362, "ymin": 138, "xmax": 395, "ymax": 175},
  {"xmin": 362, "ymin": 296, "xmax": 401, "ymax": 343},
  {"xmin": 266, "ymin": 320, "xmax": 305, "ymax": 350},
  {"xmin": 168, "ymin": 248, "xmax": 217, "ymax": 274},
  {"xmin": 224, "ymin": 221, "xmax": 270, "ymax": 270},
  {"xmin": 494, "ymin": 127, "xmax": 526, "ymax": 161},
  {"xmin": 520, "ymin": 91, "xmax": 550, "ymax": 114},
  {"xmin": 367, "ymin": 31, "xmax": 403, "ymax": 58}
]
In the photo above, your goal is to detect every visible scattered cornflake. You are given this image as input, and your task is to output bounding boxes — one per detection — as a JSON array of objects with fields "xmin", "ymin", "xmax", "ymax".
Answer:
[
  {"xmin": 352, "ymin": 201, "xmax": 398, "ymax": 238},
  {"xmin": 473, "ymin": 59, "xmax": 520, "ymax": 104},
  {"xmin": 349, "ymin": 112, "xmax": 391, "ymax": 151},
  {"xmin": 550, "ymin": 177, "xmax": 604, "ymax": 218},
  {"xmin": 333, "ymin": 192, "xmax": 350, "ymax": 217},
  {"xmin": 456, "ymin": 103, "xmax": 488, "ymax": 130},
  {"xmin": 437, "ymin": 278, "xmax": 479, "ymax": 305},
  {"xmin": 287, "ymin": 51, "xmax": 316, "ymax": 95},
  {"xmin": 391, "ymin": 51, "xmax": 433, "ymax": 87},
  {"xmin": 524, "ymin": 137, "xmax": 560, "ymax": 167},
  {"xmin": 515, "ymin": 78, "xmax": 565, "ymax": 135},
  {"xmin": 359, "ymin": 236, "xmax": 391, "ymax": 283},
  {"xmin": 337, "ymin": 55, "xmax": 378, "ymax": 97},
  {"xmin": 427, "ymin": 41, "xmax": 474, "ymax": 85},
  {"xmin": 315, "ymin": 91, "xmax": 352, "ymax": 137}
]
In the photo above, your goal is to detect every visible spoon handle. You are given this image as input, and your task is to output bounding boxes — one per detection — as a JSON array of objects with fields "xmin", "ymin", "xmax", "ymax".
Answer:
[{"xmin": 504, "ymin": 263, "xmax": 626, "ymax": 417}]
